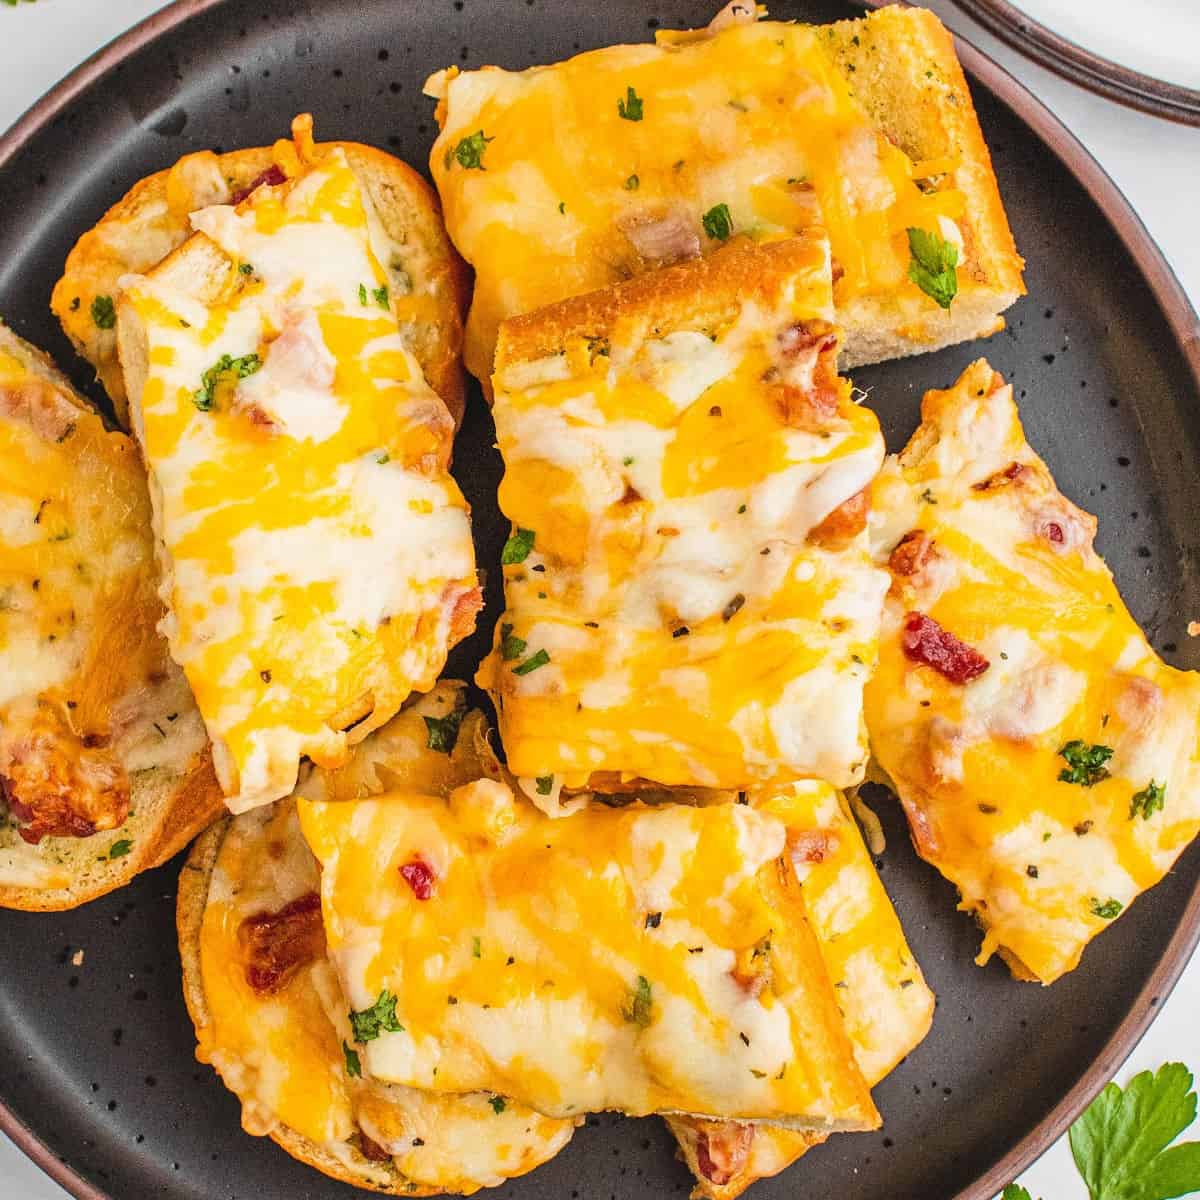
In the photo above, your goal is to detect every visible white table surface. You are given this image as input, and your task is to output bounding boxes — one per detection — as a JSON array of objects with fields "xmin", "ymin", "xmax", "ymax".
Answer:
[{"xmin": 0, "ymin": 2, "xmax": 1197, "ymax": 1197}]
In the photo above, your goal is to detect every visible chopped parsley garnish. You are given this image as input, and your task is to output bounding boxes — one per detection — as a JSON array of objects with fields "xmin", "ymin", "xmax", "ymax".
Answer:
[
  {"xmin": 500, "ymin": 623, "xmax": 527, "ymax": 662},
  {"xmin": 489, "ymin": 1095, "xmax": 507, "ymax": 1114},
  {"xmin": 372, "ymin": 284, "xmax": 390, "ymax": 310},
  {"xmin": 906, "ymin": 226, "xmax": 959, "ymax": 310},
  {"xmin": 90, "ymin": 295, "xmax": 116, "ymax": 330},
  {"xmin": 617, "ymin": 86, "xmax": 644, "ymax": 121},
  {"xmin": 238, "ymin": 262, "xmax": 254, "ymax": 275},
  {"xmin": 342, "ymin": 1041, "xmax": 362, "ymax": 1078},
  {"xmin": 1058, "ymin": 740, "xmax": 1114, "ymax": 787},
  {"xmin": 376, "ymin": 451, "xmax": 390, "ymax": 465},
  {"xmin": 513, "ymin": 648, "xmax": 550, "ymax": 676},
  {"xmin": 702, "ymin": 203, "xmax": 733, "ymax": 242},
  {"xmin": 624, "ymin": 174, "xmax": 640, "ymax": 191},
  {"xmin": 450, "ymin": 129, "xmax": 493, "ymax": 170},
  {"xmin": 535, "ymin": 775, "xmax": 554, "ymax": 796},
  {"xmin": 349, "ymin": 989, "xmax": 405, "ymax": 1042},
  {"xmin": 1130, "ymin": 779, "xmax": 1166, "ymax": 820},
  {"xmin": 558, "ymin": 201, "xmax": 566, "ymax": 214},
  {"xmin": 193, "ymin": 352, "xmax": 262, "ymax": 412},
  {"xmin": 424, "ymin": 708, "xmax": 464, "ymax": 754},
  {"xmin": 1090, "ymin": 897, "xmax": 1123, "ymax": 920},
  {"xmin": 644, "ymin": 912, "xmax": 662, "ymax": 929},
  {"xmin": 621, "ymin": 975, "xmax": 653, "ymax": 1027},
  {"xmin": 108, "ymin": 839, "xmax": 133, "ymax": 859},
  {"xmin": 501, "ymin": 527, "xmax": 536, "ymax": 565},
  {"xmin": 920, "ymin": 488, "xmax": 938, "ymax": 504},
  {"xmin": 358, "ymin": 283, "xmax": 368, "ymax": 305},
  {"xmin": 472, "ymin": 936, "xmax": 482, "ymax": 958}
]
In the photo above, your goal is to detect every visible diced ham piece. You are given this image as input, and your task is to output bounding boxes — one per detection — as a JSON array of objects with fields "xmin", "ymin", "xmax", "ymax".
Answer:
[{"xmin": 619, "ymin": 210, "xmax": 701, "ymax": 266}]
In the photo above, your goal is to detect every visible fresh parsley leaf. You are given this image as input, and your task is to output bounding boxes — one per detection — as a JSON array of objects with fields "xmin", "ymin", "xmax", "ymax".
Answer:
[
  {"xmin": 513, "ymin": 648, "xmax": 550, "ymax": 676},
  {"xmin": 702, "ymin": 202, "xmax": 733, "ymax": 242},
  {"xmin": 372, "ymin": 284, "xmax": 390, "ymax": 310},
  {"xmin": 1090, "ymin": 897, "xmax": 1123, "ymax": 920},
  {"xmin": 617, "ymin": 86, "xmax": 644, "ymax": 121},
  {"xmin": 193, "ymin": 352, "xmax": 262, "ymax": 412},
  {"xmin": 108, "ymin": 839, "xmax": 133, "ymax": 859},
  {"xmin": 621, "ymin": 975, "xmax": 653, "ymax": 1027},
  {"xmin": 535, "ymin": 775, "xmax": 554, "ymax": 796},
  {"xmin": 1131, "ymin": 780, "xmax": 1167, "ymax": 821},
  {"xmin": 349, "ymin": 989, "xmax": 405, "ymax": 1043},
  {"xmin": 499, "ymin": 623, "xmax": 527, "ymax": 662},
  {"xmin": 424, "ymin": 708, "xmax": 464, "ymax": 753},
  {"xmin": 452, "ymin": 129, "xmax": 493, "ymax": 170},
  {"xmin": 90, "ymin": 295, "xmax": 116, "ymax": 330},
  {"xmin": 342, "ymin": 1041, "xmax": 362, "ymax": 1078},
  {"xmin": 906, "ymin": 226, "xmax": 959, "ymax": 310},
  {"xmin": 1058, "ymin": 740, "xmax": 1114, "ymax": 787},
  {"xmin": 1001, "ymin": 1186, "xmax": 1036, "ymax": 1200},
  {"xmin": 501, "ymin": 527, "xmax": 536, "ymax": 565},
  {"xmin": 489, "ymin": 1095, "xmax": 507, "ymax": 1114},
  {"xmin": 1070, "ymin": 1063, "xmax": 1200, "ymax": 1200}
]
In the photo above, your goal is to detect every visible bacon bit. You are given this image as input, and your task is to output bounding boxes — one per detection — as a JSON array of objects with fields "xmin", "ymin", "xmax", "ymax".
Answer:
[
  {"xmin": 358, "ymin": 1131, "xmax": 391, "ymax": 1163},
  {"xmin": 0, "ymin": 708, "xmax": 130, "ymax": 844},
  {"xmin": 788, "ymin": 828, "xmax": 839, "ymax": 864},
  {"xmin": 972, "ymin": 461, "xmax": 1027, "ymax": 492},
  {"xmin": 809, "ymin": 489, "xmax": 868, "ymax": 549},
  {"xmin": 230, "ymin": 164, "xmax": 287, "ymax": 205},
  {"xmin": 238, "ymin": 891, "xmax": 325, "ymax": 994},
  {"xmin": 889, "ymin": 529, "xmax": 935, "ymax": 577},
  {"xmin": 901, "ymin": 612, "xmax": 989, "ymax": 684},
  {"xmin": 400, "ymin": 858, "xmax": 437, "ymax": 900},
  {"xmin": 447, "ymin": 584, "xmax": 483, "ymax": 646},
  {"xmin": 1042, "ymin": 522, "xmax": 1065, "ymax": 544},
  {"xmin": 772, "ymin": 320, "xmax": 840, "ymax": 428},
  {"xmin": 695, "ymin": 1123, "xmax": 755, "ymax": 1186}
]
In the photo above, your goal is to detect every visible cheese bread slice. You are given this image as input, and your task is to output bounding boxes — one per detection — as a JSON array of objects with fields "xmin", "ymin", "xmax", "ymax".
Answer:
[
  {"xmin": 669, "ymin": 781, "xmax": 935, "ymax": 1197},
  {"xmin": 117, "ymin": 116, "xmax": 481, "ymax": 814},
  {"xmin": 178, "ymin": 685, "xmax": 576, "ymax": 1195},
  {"xmin": 0, "ymin": 323, "xmax": 219, "ymax": 909},
  {"xmin": 54, "ymin": 129, "xmax": 467, "ymax": 427},
  {"xmin": 478, "ymin": 235, "xmax": 887, "ymax": 799},
  {"xmin": 296, "ymin": 770, "xmax": 878, "ymax": 1131},
  {"xmin": 426, "ymin": 3, "xmax": 1023, "ymax": 394},
  {"xmin": 866, "ymin": 360, "xmax": 1200, "ymax": 984}
]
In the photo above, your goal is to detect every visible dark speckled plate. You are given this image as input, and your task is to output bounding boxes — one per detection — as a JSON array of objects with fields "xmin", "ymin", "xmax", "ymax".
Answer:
[{"xmin": 0, "ymin": 2, "xmax": 1198, "ymax": 1199}]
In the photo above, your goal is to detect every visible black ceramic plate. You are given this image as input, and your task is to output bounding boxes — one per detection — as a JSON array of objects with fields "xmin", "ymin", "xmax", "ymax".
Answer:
[{"xmin": 0, "ymin": 3, "xmax": 1198, "ymax": 1199}]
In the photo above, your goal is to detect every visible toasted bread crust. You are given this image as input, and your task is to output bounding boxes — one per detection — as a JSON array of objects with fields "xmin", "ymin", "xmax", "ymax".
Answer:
[
  {"xmin": 495, "ymin": 234, "xmax": 831, "ymax": 372},
  {"xmin": 53, "ymin": 140, "xmax": 468, "ymax": 426}
]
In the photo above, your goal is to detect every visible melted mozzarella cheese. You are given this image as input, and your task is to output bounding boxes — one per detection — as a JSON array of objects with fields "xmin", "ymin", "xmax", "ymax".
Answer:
[
  {"xmin": 195, "ymin": 691, "xmax": 575, "ymax": 1193},
  {"xmin": 479, "ymin": 240, "xmax": 887, "ymax": 793},
  {"xmin": 297, "ymin": 780, "xmax": 877, "ymax": 1130},
  {"xmin": 122, "ymin": 135, "xmax": 478, "ymax": 812},
  {"xmin": 865, "ymin": 360, "xmax": 1200, "ymax": 984},
  {"xmin": 426, "ymin": 13, "xmax": 967, "ymax": 384}
]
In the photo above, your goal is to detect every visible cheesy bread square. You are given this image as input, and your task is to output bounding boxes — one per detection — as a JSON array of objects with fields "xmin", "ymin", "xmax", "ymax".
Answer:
[
  {"xmin": 478, "ymin": 236, "xmax": 888, "ymax": 799},
  {"xmin": 669, "ymin": 780, "xmax": 934, "ymax": 1197},
  {"xmin": 178, "ymin": 685, "xmax": 576, "ymax": 1195},
  {"xmin": 118, "ymin": 117, "xmax": 481, "ymax": 814},
  {"xmin": 426, "ymin": 3, "xmax": 1023, "ymax": 393},
  {"xmin": 0, "ymin": 323, "xmax": 219, "ymax": 910},
  {"xmin": 297, "ymin": 776, "xmax": 878, "ymax": 1131},
  {"xmin": 866, "ymin": 361, "xmax": 1200, "ymax": 985}
]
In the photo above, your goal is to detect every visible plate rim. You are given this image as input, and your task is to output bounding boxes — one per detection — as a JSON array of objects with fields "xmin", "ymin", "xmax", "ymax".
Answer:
[
  {"xmin": 0, "ymin": 2, "xmax": 1198, "ymax": 1198},
  {"xmin": 949, "ymin": 0, "xmax": 1200, "ymax": 127}
]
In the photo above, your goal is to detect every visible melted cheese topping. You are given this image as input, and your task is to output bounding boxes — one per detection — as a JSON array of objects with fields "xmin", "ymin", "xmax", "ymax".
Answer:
[
  {"xmin": 426, "ymin": 13, "xmax": 965, "ymax": 383},
  {"xmin": 297, "ymin": 782, "xmax": 876, "ymax": 1130},
  {"xmin": 865, "ymin": 361, "xmax": 1200, "ymax": 984},
  {"xmin": 670, "ymin": 779, "xmax": 935, "ymax": 1189},
  {"xmin": 0, "ymin": 343, "xmax": 205, "ymax": 885},
  {"xmin": 479, "ymin": 249, "xmax": 886, "ymax": 793},
  {"xmin": 195, "ymin": 688, "xmax": 574, "ymax": 1193},
  {"xmin": 123, "ymin": 136, "xmax": 477, "ymax": 813}
]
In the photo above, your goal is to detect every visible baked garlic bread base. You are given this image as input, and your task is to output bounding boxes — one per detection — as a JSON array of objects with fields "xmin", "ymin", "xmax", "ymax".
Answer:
[{"xmin": 0, "ymin": 323, "xmax": 219, "ymax": 911}]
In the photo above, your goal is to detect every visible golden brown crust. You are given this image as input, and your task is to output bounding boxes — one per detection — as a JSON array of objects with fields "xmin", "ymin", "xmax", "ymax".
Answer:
[
  {"xmin": 53, "ymin": 139, "xmax": 468, "ymax": 427},
  {"xmin": 495, "ymin": 234, "xmax": 830, "ymax": 372}
]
